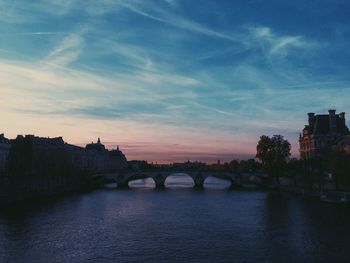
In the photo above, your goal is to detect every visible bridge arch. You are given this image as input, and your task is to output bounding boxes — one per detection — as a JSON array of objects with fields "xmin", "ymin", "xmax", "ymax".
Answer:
[
  {"xmin": 204, "ymin": 175, "xmax": 234, "ymax": 189},
  {"xmin": 114, "ymin": 171, "xmax": 241, "ymax": 189},
  {"xmin": 115, "ymin": 173, "xmax": 146, "ymax": 188},
  {"xmin": 125, "ymin": 173, "xmax": 156, "ymax": 188},
  {"xmin": 128, "ymin": 177, "xmax": 156, "ymax": 188},
  {"xmin": 116, "ymin": 172, "xmax": 166, "ymax": 188},
  {"xmin": 164, "ymin": 172, "xmax": 196, "ymax": 188}
]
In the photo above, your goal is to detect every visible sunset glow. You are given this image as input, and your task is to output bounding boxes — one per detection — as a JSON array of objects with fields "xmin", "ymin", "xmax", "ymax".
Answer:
[{"xmin": 1, "ymin": 0, "xmax": 350, "ymax": 162}]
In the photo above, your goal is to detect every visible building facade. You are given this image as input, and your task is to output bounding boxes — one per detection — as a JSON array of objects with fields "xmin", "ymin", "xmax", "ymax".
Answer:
[
  {"xmin": 84, "ymin": 138, "xmax": 127, "ymax": 172},
  {"xmin": 0, "ymin": 134, "xmax": 11, "ymax": 173},
  {"xmin": 0, "ymin": 134, "xmax": 128, "ymax": 204},
  {"xmin": 299, "ymin": 110, "xmax": 350, "ymax": 160},
  {"xmin": 0, "ymin": 134, "xmax": 127, "ymax": 174}
]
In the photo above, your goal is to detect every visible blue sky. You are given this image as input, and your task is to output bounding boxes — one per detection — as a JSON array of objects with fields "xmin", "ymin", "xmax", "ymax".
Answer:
[{"xmin": 1, "ymin": 0, "xmax": 350, "ymax": 162}]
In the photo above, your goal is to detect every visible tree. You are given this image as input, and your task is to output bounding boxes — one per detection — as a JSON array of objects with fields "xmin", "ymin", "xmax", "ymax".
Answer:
[
  {"xmin": 256, "ymin": 135, "xmax": 291, "ymax": 184},
  {"xmin": 286, "ymin": 158, "xmax": 303, "ymax": 187},
  {"xmin": 327, "ymin": 149, "xmax": 350, "ymax": 190}
]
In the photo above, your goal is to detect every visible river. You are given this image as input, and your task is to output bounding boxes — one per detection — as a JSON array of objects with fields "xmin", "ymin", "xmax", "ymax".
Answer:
[{"xmin": 1, "ymin": 175, "xmax": 350, "ymax": 263}]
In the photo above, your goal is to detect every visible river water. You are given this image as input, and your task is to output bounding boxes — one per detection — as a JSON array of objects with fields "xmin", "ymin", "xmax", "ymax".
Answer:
[{"xmin": 1, "ymin": 175, "xmax": 350, "ymax": 263}]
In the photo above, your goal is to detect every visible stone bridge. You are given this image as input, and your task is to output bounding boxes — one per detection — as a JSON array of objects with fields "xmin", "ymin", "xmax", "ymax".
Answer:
[{"xmin": 93, "ymin": 171, "xmax": 246, "ymax": 189}]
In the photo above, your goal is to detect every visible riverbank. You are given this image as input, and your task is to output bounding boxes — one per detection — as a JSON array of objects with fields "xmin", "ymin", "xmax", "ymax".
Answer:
[
  {"xmin": 0, "ymin": 172, "xmax": 98, "ymax": 206},
  {"xmin": 270, "ymin": 184, "xmax": 350, "ymax": 204}
]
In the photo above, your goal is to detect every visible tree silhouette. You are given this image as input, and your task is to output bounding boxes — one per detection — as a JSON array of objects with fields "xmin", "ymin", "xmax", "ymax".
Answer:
[
  {"xmin": 327, "ymin": 150, "xmax": 350, "ymax": 190},
  {"xmin": 256, "ymin": 135, "xmax": 291, "ymax": 184}
]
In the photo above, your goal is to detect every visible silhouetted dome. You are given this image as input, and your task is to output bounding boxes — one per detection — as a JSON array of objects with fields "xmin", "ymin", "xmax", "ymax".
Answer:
[{"xmin": 86, "ymin": 138, "xmax": 106, "ymax": 152}]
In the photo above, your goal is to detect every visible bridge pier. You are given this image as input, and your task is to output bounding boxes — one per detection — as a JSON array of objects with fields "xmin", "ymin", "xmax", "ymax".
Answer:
[
  {"xmin": 193, "ymin": 172, "xmax": 205, "ymax": 189},
  {"xmin": 117, "ymin": 181, "xmax": 129, "ymax": 188},
  {"xmin": 229, "ymin": 175, "xmax": 242, "ymax": 189},
  {"xmin": 229, "ymin": 178, "xmax": 237, "ymax": 189},
  {"xmin": 116, "ymin": 174, "xmax": 129, "ymax": 188},
  {"xmin": 154, "ymin": 173, "xmax": 166, "ymax": 189}
]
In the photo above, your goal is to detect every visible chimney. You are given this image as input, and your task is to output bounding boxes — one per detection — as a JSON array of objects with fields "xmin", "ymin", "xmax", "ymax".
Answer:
[
  {"xmin": 340, "ymin": 112, "xmax": 346, "ymax": 128},
  {"xmin": 308, "ymin": 112, "xmax": 315, "ymax": 129},
  {"xmin": 329, "ymin": 109, "xmax": 337, "ymax": 134}
]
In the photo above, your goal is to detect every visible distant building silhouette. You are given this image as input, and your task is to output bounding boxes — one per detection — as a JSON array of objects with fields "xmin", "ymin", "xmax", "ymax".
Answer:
[
  {"xmin": 84, "ymin": 138, "xmax": 127, "ymax": 172},
  {"xmin": 3, "ymin": 135, "xmax": 127, "ymax": 172},
  {"xmin": 86, "ymin": 137, "xmax": 105, "ymax": 151},
  {"xmin": 172, "ymin": 160, "xmax": 206, "ymax": 170},
  {"xmin": 0, "ymin": 134, "xmax": 128, "ymax": 203},
  {"xmin": 299, "ymin": 110, "xmax": 350, "ymax": 160},
  {"xmin": 0, "ymin": 134, "xmax": 11, "ymax": 172}
]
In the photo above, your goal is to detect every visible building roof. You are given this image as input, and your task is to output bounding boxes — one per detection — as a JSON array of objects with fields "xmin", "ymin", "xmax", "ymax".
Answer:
[
  {"xmin": 65, "ymin": 143, "xmax": 84, "ymax": 151},
  {"xmin": 0, "ymin": 133, "xmax": 10, "ymax": 143},
  {"xmin": 85, "ymin": 138, "xmax": 106, "ymax": 152},
  {"xmin": 21, "ymin": 135, "xmax": 65, "ymax": 146},
  {"xmin": 306, "ymin": 113, "xmax": 350, "ymax": 136},
  {"xmin": 313, "ymin": 115, "xmax": 331, "ymax": 134},
  {"xmin": 109, "ymin": 148, "xmax": 127, "ymax": 161}
]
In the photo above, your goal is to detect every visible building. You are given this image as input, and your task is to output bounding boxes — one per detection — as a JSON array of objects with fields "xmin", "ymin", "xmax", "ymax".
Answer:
[
  {"xmin": 299, "ymin": 110, "xmax": 350, "ymax": 160},
  {"xmin": 84, "ymin": 138, "xmax": 127, "ymax": 172},
  {"xmin": 172, "ymin": 160, "xmax": 206, "ymax": 171},
  {"xmin": 128, "ymin": 160, "xmax": 153, "ymax": 171},
  {"xmin": 0, "ymin": 134, "xmax": 128, "ymax": 204},
  {"xmin": 339, "ymin": 135, "xmax": 350, "ymax": 153},
  {"xmin": 0, "ymin": 134, "xmax": 11, "ymax": 173},
  {"xmin": 0, "ymin": 135, "xmax": 127, "ymax": 174}
]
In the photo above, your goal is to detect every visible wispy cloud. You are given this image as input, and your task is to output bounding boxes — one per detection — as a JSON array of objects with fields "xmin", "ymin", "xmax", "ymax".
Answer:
[
  {"xmin": 21, "ymin": 32, "xmax": 64, "ymax": 36},
  {"xmin": 163, "ymin": 0, "xmax": 177, "ymax": 6},
  {"xmin": 119, "ymin": 1, "xmax": 242, "ymax": 43},
  {"xmin": 250, "ymin": 26, "xmax": 317, "ymax": 58},
  {"xmin": 1, "ymin": 0, "xmax": 349, "ymax": 162},
  {"xmin": 43, "ymin": 27, "xmax": 88, "ymax": 67}
]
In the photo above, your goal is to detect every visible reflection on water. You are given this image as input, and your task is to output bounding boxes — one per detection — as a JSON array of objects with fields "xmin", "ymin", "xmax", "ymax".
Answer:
[
  {"xmin": 165, "ymin": 174, "xmax": 195, "ymax": 188},
  {"xmin": 128, "ymin": 177, "xmax": 156, "ymax": 188},
  {"xmin": 129, "ymin": 174, "xmax": 231, "ymax": 189},
  {"xmin": 1, "ymin": 175, "xmax": 350, "ymax": 263}
]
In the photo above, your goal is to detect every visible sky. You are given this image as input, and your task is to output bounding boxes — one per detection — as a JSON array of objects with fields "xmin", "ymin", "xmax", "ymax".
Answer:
[{"xmin": 1, "ymin": 0, "xmax": 350, "ymax": 163}]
